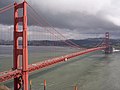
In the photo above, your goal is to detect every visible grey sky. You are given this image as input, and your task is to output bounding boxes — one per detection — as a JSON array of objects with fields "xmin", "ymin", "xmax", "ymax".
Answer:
[{"xmin": 0, "ymin": 0, "xmax": 120, "ymax": 39}]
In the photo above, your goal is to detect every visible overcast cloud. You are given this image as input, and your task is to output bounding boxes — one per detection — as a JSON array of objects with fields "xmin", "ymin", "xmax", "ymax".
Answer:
[{"xmin": 0, "ymin": 0, "xmax": 120, "ymax": 39}]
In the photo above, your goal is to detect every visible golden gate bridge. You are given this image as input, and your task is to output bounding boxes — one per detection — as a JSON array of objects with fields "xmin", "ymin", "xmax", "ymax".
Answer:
[{"xmin": 0, "ymin": 1, "xmax": 112, "ymax": 90}]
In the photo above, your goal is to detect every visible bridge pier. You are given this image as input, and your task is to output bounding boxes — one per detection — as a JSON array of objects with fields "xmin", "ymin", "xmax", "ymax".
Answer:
[
  {"xmin": 105, "ymin": 45, "xmax": 113, "ymax": 54},
  {"xmin": 14, "ymin": 1, "xmax": 28, "ymax": 90}
]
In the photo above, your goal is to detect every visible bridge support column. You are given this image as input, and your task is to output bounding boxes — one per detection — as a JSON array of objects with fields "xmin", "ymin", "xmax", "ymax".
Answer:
[
  {"xmin": 105, "ymin": 32, "xmax": 112, "ymax": 54},
  {"xmin": 14, "ymin": 1, "xmax": 28, "ymax": 90}
]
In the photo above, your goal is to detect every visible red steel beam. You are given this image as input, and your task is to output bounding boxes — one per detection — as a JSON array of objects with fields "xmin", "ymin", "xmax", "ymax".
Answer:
[
  {"xmin": 0, "ymin": 46, "xmax": 106, "ymax": 83},
  {"xmin": 0, "ymin": 70, "xmax": 21, "ymax": 82},
  {"xmin": 28, "ymin": 46, "xmax": 106, "ymax": 72},
  {"xmin": 14, "ymin": 1, "xmax": 29, "ymax": 90}
]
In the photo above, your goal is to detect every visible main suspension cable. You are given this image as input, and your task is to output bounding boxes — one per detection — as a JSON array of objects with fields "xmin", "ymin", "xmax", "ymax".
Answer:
[
  {"xmin": 27, "ymin": 3, "xmax": 81, "ymax": 49},
  {"xmin": 28, "ymin": 12, "xmax": 80, "ymax": 48},
  {"xmin": 0, "ymin": 3, "xmax": 14, "ymax": 14}
]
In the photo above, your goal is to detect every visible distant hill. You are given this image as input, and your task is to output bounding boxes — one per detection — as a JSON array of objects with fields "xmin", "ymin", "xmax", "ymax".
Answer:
[{"xmin": 0, "ymin": 38, "xmax": 120, "ymax": 48}]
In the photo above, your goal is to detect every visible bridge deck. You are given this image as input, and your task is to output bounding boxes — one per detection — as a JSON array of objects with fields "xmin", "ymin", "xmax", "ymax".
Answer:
[{"xmin": 0, "ymin": 47, "xmax": 105, "ymax": 82}]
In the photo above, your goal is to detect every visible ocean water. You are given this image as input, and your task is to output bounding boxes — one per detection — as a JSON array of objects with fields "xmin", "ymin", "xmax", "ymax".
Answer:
[{"xmin": 0, "ymin": 46, "xmax": 120, "ymax": 90}]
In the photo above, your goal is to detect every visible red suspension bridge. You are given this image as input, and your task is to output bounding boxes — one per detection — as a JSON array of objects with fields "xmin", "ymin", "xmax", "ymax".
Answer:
[{"xmin": 0, "ymin": 1, "xmax": 112, "ymax": 90}]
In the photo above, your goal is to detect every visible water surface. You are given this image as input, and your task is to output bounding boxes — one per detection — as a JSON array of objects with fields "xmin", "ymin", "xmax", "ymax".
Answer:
[{"xmin": 0, "ymin": 46, "xmax": 120, "ymax": 90}]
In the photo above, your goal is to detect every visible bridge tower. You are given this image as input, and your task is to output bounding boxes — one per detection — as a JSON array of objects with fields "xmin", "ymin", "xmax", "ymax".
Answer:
[
  {"xmin": 105, "ymin": 32, "xmax": 113, "ymax": 54},
  {"xmin": 14, "ymin": 1, "xmax": 28, "ymax": 90}
]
